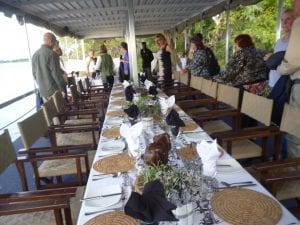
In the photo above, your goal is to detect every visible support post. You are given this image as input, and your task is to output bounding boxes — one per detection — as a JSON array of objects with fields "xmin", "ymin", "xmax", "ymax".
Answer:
[
  {"xmin": 276, "ymin": 0, "xmax": 284, "ymax": 41},
  {"xmin": 173, "ymin": 32, "xmax": 177, "ymax": 49},
  {"xmin": 127, "ymin": 0, "xmax": 138, "ymax": 85},
  {"xmin": 184, "ymin": 28, "xmax": 189, "ymax": 54},
  {"xmin": 225, "ymin": 0, "xmax": 231, "ymax": 64},
  {"xmin": 81, "ymin": 39, "xmax": 85, "ymax": 61},
  {"xmin": 75, "ymin": 39, "xmax": 79, "ymax": 60},
  {"xmin": 199, "ymin": 13, "xmax": 203, "ymax": 34}
]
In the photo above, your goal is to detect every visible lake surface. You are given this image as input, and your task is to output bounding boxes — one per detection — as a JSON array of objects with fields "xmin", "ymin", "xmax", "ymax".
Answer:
[
  {"xmin": 0, "ymin": 61, "xmax": 36, "ymax": 140},
  {"xmin": 0, "ymin": 61, "xmax": 35, "ymax": 104}
]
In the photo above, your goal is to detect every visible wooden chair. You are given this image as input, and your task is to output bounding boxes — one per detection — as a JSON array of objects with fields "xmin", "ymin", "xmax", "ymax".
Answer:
[
  {"xmin": 42, "ymin": 98, "xmax": 99, "ymax": 148},
  {"xmin": 252, "ymin": 103, "xmax": 300, "ymax": 203},
  {"xmin": 192, "ymin": 83, "xmax": 241, "ymax": 134},
  {"xmin": 84, "ymin": 77, "xmax": 110, "ymax": 93},
  {"xmin": 17, "ymin": 109, "xmax": 92, "ymax": 189},
  {"xmin": 211, "ymin": 91, "xmax": 278, "ymax": 161},
  {"xmin": 177, "ymin": 77, "xmax": 219, "ymax": 115},
  {"xmin": 69, "ymin": 85, "xmax": 108, "ymax": 118},
  {"xmin": 0, "ymin": 129, "xmax": 77, "ymax": 225},
  {"xmin": 52, "ymin": 91, "xmax": 98, "ymax": 126}
]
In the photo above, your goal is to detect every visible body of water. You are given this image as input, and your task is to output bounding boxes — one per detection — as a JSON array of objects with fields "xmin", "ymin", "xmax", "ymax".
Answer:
[
  {"xmin": 0, "ymin": 61, "xmax": 35, "ymax": 104},
  {"xmin": 0, "ymin": 61, "xmax": 36, "ymax": 140}
]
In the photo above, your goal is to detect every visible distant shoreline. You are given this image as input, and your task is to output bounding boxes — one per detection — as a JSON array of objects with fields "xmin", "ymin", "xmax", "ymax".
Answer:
[{"xmin": 0, "ymin": 58, "xmax": 29, "ymax": 64}]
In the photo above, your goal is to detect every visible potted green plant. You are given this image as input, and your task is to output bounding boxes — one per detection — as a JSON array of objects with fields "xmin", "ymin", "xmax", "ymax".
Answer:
[
  {"xmin": 135, "ymin": 96, "xmax": 161, "ymax": 127},
  {"xmin": 135, "ymin": 164, "xmax": 196, "ymax": 225}
]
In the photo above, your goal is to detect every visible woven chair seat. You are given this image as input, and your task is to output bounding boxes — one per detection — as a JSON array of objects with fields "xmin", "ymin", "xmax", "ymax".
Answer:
[
  {"xmin": 222, "ymin": 140, "xmax": 262, "ymax": 160},
  {"xmin": 186, "ymin": 107, "xmax": 209, "ymax": 116},
  {"xmin": 64, "ymin": 118, "xmax": 93, "ymax": 125},
  {"xmin": 38, "ymin": 151, "xmax": 95, "ymax": 177},
  {"xmin": 0, "ymin": 186, "xmax": 85, "ymax": 225},
  {"xmin": 203, "ymin": 120, "xmax": 231, "ymax": 135},
  {"xmin": 276, "ymin": 180, "xmax": 300, "ymax": 200},
  {"xmin": 56, "ymin": 132, "xmax": 99, "ymax": 146}
]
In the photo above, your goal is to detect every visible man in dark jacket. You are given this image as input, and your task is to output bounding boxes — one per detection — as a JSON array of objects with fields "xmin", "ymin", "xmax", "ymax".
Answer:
[{"xmin": 140, "ymin": 42, "xmax": 154, "ymax": 79}]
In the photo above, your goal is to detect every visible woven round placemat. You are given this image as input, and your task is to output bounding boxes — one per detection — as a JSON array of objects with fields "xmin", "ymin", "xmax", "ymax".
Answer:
[
  {"xmin": 211, "ymin": 188, "xmax": 282, "ymax": 225},
  {"xmin": 111, "ymin": 100, "xmax": 125, "ymax": 106},
  {"xmin": 102, "ymin": 127, "xmax": 120, "ymax": 138},
  {"xmin": 107, "ymin": 110, "xmax": 124, "ymax": 117},
  {"xmin": 178, "ymin": 146, "xmax": 197, "ymax": 161},
  {"xmin": 93, "ymin": 153, "xmax": 135, "ymax": 173},
  {"xmin": 180, "ymin": 122, "xmax": 198, "ymax": 132},
  {"xmin": 84, "ymin": 211, "xmax": 138, "ymax": 225},
  {"xmin": 111, "ymin": 92, "xmax": 124, "ymax": 97}
]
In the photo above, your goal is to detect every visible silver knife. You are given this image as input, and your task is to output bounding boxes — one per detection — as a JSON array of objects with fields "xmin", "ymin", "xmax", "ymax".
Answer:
[
  {"xmin": 81, "ymin": 192, "xmax": 122, "ymax": 201},
  {"xmin": 216, "ymin": 183, "xmax": 257, "ymax": 189},
  {"xmin": 84, "ymin": 206, "xmax": 123, "ymax": 216}
]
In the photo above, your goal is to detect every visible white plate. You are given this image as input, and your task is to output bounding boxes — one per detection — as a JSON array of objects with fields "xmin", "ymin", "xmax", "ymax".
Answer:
[
  {"xmin": 105, "ymin": 118, "xmax": 123, "ymax": 125},
  {"xmin": 216, "ymin": 158, "xmax": 243, "ymax": 174},
  {"xmin": 183, "ymin": 132, "xmax": 210, "ymax": 143},
  {"xmin": 109, "ymin": 105, "xmax": 123, "ymax": 110},
  {"xmin": 101, "ymin": 140, "xmax": 125, "ymax": 152},
  {"xmin": 84, "ymin": 184, "xmax": 122, "ymax": 208}
]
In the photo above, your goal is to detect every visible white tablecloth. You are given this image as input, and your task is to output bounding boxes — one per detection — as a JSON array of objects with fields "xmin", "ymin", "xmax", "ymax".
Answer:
[{"xmin": 77, "ymin": 81, "xmax": 299, "ymax": 225}]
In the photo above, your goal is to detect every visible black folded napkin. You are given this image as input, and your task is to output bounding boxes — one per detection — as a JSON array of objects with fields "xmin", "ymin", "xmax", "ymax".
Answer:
[
  {"xmin": 125, "ymin": 85, "xmax": 136, "ymax": 102},
  {"xmin": 139, "ymin": 73, "xmax": 147, "ymax": 84},
  {"xmin": 124, "ymin": 104, "xmax": 140, "ymax": 119},
  {"xmin": 166, "ymin": 109, "xmax": 185, "ymax": 136},
  {"xmin": 166, "ymin": 109, "xmax": 185, "ymax": 127},
  {"xmin": 149, "ymin": 85, "xmax": 158, "ymax": 96},
  {"xmin": 125, "ymin": 179, "xmax": 178, "ymax": 223}
]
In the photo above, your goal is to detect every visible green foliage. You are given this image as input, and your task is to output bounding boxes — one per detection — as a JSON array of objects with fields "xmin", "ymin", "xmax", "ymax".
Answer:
[
  {"xmin": 141, "ymin": 164, "xmax": 192, "ymax": 194},
  {"xmin": 136, "ymin": 96, "xmax": 161, "ymax": 117}
]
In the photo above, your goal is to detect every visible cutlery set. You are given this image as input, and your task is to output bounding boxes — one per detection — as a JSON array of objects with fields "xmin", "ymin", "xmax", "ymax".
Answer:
[
  {"xmin": 217, "ymin": 181, "xmax": 256, "ymax": 189},
  {"xmin": 81, "ymin": 192, "xmax": 122, "ymax": 201},
  {"xmin": 92, "ymin": 172, "xmax": 121, "ymax": 181}
]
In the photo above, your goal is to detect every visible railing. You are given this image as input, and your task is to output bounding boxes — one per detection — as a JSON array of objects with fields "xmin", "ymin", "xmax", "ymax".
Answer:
[
  {"xmin": 0, "ymin": 90, "xmax": 36, "ymax": 131},
  {"xmin": 0, "ymin": 90, "xmax": 35, "ymax": 109}
]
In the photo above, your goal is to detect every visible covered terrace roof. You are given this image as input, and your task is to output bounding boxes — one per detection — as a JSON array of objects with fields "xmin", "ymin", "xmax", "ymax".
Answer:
[{"xmin": 0, "ymin": 0, "xmax": 260, "ymax": 39}]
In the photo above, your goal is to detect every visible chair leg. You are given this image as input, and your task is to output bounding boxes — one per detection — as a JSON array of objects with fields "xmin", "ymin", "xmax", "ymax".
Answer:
[
  {"xmin": 15, "ymin": 161, "xmax": 28, "ymax": 191},
  {"xmin": 261, "ymin": 137, "xmax": 268, "ymax": 161},
  {"xmin": 54, "ymin": 209, "xmax": 63, "ymax": 225},
  {"xmin": 56, "ymin": 176, "xmax": 63, "ymax": 184},
  {"xmin": 64, "ymin": 207, "xmax": 73, "ymax": 225}
]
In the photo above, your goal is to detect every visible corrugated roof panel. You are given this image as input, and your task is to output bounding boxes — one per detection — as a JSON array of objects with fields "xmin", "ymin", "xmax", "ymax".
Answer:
[{"xmin": 0, "ymin": 0, "xmax": 261, "ymax": 38}]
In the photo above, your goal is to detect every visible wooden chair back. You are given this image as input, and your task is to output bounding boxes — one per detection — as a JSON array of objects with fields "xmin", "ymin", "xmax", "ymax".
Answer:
[
  {"xmin": 241, "ymin": 91, "xmax": 273, "ymax": 126},
  {"xmin": 201, "ymin": 78, "xmax": 218, "ymax": 98},
  {"xmin": 70, "ymin": 85, "xmax": 80, "ymax": 101},
  {"xmin": 52, "ymin": 91, "xmax": 65, "ymax": 114},
  {"xmin": 190, "ymin": 76, "xmax": 203, "ymax": 91},
  {"xmin": 41, "ymin": 98, "xmax": 59, "ymax": 127},
  {"xmin": 18, "ymin": 110, "xmax": 49, "ymax": 149},
  {"xmin": 85, "ymin": 77, "xmax": 91, "ymax": 88},
  {"xmin": 77, "ymin": 79, "xmax": 85, "ymax": 93},
  {"xmin": 173, "ymin": 71, "xmax": 180, "ymax": 81},
  {"xmin": 180, "ymin": 72, "xmax": 189, "ymax": 86},
  {"xmin": 0, "ymin": 129, "xmax": 16, "ymax": 174},
  {"xmin": 280, "ymin": 103, "xmax": 300, "ymax": 138},
  {"xmin": 217, "ymin": 83, "xmax": 240, "ymax": 109}
]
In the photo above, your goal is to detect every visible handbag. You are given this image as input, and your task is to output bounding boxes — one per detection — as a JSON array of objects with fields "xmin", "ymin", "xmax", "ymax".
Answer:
[{"xmin": 265, "ymin": 51, "xmax": 286, "ymax": 70}]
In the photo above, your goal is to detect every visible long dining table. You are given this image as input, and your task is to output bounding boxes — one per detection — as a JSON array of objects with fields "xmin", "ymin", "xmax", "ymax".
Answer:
[{"xmin": 76, "ymin": 79, "xmax": 299, "ymax": 225}]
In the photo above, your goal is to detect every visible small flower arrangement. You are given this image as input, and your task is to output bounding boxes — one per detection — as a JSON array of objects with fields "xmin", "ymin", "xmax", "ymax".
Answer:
[
  {"xmin": 136, "ymin": 96, "xmax": 161, "ymax": 119},
  {"xmin": 136, "ymin": 164, "xmax": 197, "ymax": 206}
]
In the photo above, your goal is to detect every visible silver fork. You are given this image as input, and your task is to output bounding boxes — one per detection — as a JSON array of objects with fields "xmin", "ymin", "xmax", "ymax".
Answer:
[
  {"xmin": 221, "ymin": 181, "xmax": 254, "ymax": 187},
  {"xmin": 84, "ymin": 206, "xmax": 123, "ymax": 216}
]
